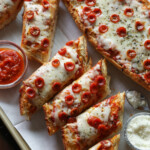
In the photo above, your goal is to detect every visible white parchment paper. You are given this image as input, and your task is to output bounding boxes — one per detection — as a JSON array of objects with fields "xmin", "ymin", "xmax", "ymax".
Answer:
[{"xmin": 0, "ymin": 2, "xmax": 150, "ymax": 150}]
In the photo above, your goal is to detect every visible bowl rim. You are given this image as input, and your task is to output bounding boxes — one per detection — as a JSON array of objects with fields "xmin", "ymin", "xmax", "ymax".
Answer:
[
  {"xmin": 0, "ymin": 40, "xmax": 28, "ymax": 89},
  {"xmin": 124, "ymin": 112, "xmax": 150, "ymax": 150}
]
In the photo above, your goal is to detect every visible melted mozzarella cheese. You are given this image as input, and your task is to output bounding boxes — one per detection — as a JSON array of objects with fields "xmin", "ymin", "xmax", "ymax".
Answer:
[
  {"xmin": 0, "ymin": 0, "xmax": 14, "ymax": 13},
  {"xmin": 89, "ymin": 140, "xmax": 112, "ymax": 150},
  {"xmin": 24, "ymin": 46, "xmax": 80, "ymax": 108},
  {"xmin": 51, "ymin": 63, "xmax": 101, "ymax": 125},
  {"xmin": 24, "ymin": 1, "xmax": 51, "ymax": 45},
  {"xmin": 75, "ymin": 0, "xmax": 150, "ymax": 75},
  {"xmin": 77, "ymin": 102, "xmax": 111, "ymax": 139}
]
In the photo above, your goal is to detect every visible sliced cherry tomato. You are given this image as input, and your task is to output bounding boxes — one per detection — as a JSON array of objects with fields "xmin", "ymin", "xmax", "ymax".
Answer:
[
  {"xmin": 65, "ymin": 95, "xmax": 74, "ymax": 106},
  {"xmin": 110, "ymin": 14, "xmax": 120, "ymax": 23},
  {"xmin": 66, "ymin": 41, "xmax": 74, "ymax": 46},
  {"xmin": 58, "ymin": 48, "xmax": 67, "ymax": 56},
  {"xmin": 116, "ymin": 27, "xmax": 126, "ymax": 37},
  {"xmin": 99, "ymin": 24, "xmax": 108, "ymax": 33},
  {"xmin": 52, "ymin": 82, "xmax": 61, "ymax": 91},
  {"xmin": 26, "ymin": 10, "xmax": 34, "ymax": 21},
  {"xmin": 81, "ymin": 91, "xmax": 91, "ymax": 103},
  {"xmin": 144, "ymin": 40, "xmax": 150, "ymax": 50},
  {"xmin": 70, "ymin": 107, "xmax": 78, "ymax": 116},
  {"xmin": 93, "ymin": 8, "xmax": 102, "ymax": 16},
  {"xmin": 52, "ymin": 59, "xmax": 60, "ymax": 68},
  {"xmin": 88, "ymin": 13, "xmax": 96, "ymax": 24},
  {"xmin": 143, "ymin": 59, "xmax": 150, "ymax": 70},
  {"xmin": 126, "ymin": 49, "xmax": 136, "ymax": 59},
  {"xmin": 42, "ymin": 0, "xmax": 50, "ymax": 9},
  {"xmin": 87, "ymin": 116, "xmax": 102, "ymax": 128},
  {"xmin": 41, "ymin": 38, "xmax": 49, "ymax": 48},
  {"xmin": 95, "ymin": 75, "xmax": 105, "ymax": 87},
  {"xmin": 72, "ymin": 83, "xmax": 82, "ymax": 93},
  {"xmin": 26, "ymin": 87, "xmax": 36, "ymax": 99},
  {"xmin": 90, "ymin": 82, "xmax": 98, "ymax": 94},
  {"xmin": 83, "ymin": 7, "xmax": 91, "ymax": 15},
  {"xmin": 85, "ymin": 0, "xmax": 96, "ymax": 6},
  {"xmin": 135, "ymin": 21, "xmax": 144, "ymax": 31},
  {"xmin": 124, "ymin": 8, "xmax": 134, "ymax": 17},
  {"xmin": 35, "ymin": 77, "xmax": 45, "ymax": 88},
  {"xmin": 64, "ymin": 62, "xmax": 75, "ymax": 72},
  {"xmin": 144, "ymin": 72, "xmax": 150, "ymax": 83},
  {"xmin": 29, "ymin": 27, "xmax": 40, "ymax": 37},
  {"xmin": 58, "ymin": 111, "xmax": 68, "ymax": 121}
]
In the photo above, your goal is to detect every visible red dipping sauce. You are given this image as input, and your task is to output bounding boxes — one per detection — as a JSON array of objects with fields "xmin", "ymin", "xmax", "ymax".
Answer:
[{"xmin": 0, "ymin": 48, "xmax": 24, "ymax": 85}]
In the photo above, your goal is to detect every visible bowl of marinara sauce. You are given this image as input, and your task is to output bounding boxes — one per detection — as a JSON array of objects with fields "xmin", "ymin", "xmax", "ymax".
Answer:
[{"xmin": 0, "ymin": 40, "xmax": 28, "ymax": 89}]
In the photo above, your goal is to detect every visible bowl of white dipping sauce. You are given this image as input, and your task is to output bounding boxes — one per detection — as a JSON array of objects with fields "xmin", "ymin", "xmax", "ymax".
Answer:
[{"xmin": 124, "ymin": 112, "xmax": 150, "ymax": 150}]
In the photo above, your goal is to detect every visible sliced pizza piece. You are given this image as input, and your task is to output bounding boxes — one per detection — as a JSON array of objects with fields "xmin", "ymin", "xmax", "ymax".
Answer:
[
  {"xmin": 62, "ymin": 92, "xmax": 125, "ymax": 150},
  {"xmin": 89, "ymin": 134, "xmax": 120, "ymax": 150},
  {"xmin": 62, "ymin": 0, "xmax": 150, "ymax": 91},
  {"xmin": 21, "ymin": 0, "xmax": 59, "ymax": 63},
  {"xmin": 43, "ymin": 59, "xmax": 111, "ymax": 135},
  {"xmin": 0, "ymin": 0, "xmax": 23, "ymax": 29},
  {"xmin": 19, "ymin": 36, "xmax": 90, "ymax": 119}
]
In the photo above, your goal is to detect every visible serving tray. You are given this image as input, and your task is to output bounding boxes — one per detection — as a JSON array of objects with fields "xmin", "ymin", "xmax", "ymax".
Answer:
[{"xmin": 0, "ymin": 2, "xmax": 149, "ymax": 150}]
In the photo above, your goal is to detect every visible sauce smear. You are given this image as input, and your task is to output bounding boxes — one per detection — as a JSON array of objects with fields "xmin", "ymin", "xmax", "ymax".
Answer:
[{"xmin": 0, "ymin": 48, "xmax": 24, "ymax": 84}]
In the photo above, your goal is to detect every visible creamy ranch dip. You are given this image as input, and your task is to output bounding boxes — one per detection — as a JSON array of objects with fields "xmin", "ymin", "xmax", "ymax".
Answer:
[
  {"xmin": 126, "ymin": 90, "xmax": 146, "ymax": 109},
  {"xmin": 126, "ymin": 115, "xmax": 150, "ymax": 150}
]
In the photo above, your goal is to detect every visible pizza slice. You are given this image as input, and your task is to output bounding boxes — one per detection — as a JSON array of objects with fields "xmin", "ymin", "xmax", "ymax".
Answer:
[
  {"xmin": 19, "ymin": 36, "xmax": 90, "ymax": 119},
  {"xmin": 43, "ymin": 59, "xmax": 111, "ymax": 135},
  {"xmin": 21, "ymin": 0, "xmax": 59, "ymax": 63},
  {"xmin": 62, "ymin": 0, "xmax": 150, "ymax": 91},
  {"xmin": 62, "ymin": 92, "xmax": 125, "ymax": 150},
  {"xmin": 0, "ymin": 0, "xmax": 23, "ymax": 29},
  {"xmin": 89, "ymin": 134, "xmax": 120, "ymax": 150}
]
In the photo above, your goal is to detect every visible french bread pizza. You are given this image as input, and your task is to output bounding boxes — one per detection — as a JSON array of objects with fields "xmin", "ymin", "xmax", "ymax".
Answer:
[
  {"xmin": 62, "ymin": 0, "xmax": 150, "ymax": 91},
  {"xmin": 43, "ymin": 59, "xmax": 110, "ymax": 135},
  {"xmin": 0, "ymin": 0, "xmax": 23, "ymax": 29},
  {"xmin": 21, "ymin": 0, "xmax": 59, "ymax": 63},
  {"xmin": 19, "ymin": 36, "xmax": 90, "ymax": 119},
  {"xmin": 89, "ymin": 134, "xmax": 120, "ymax": 150},
  {"xmin": 62, "ymin": 92, "xmax": 125, "ymax": 150}
]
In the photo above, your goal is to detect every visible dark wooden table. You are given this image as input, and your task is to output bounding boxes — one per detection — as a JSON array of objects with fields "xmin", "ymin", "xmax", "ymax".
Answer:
[{"xmin": 0, "ymin": 119, "xmax": 20, "ymax": 150}]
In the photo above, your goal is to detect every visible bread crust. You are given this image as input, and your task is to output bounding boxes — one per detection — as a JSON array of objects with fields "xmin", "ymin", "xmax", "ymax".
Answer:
[
  {"xmin": 89, "ymin": 134, "xmax": 120, "ymax": 150},
  {"xmin": 0, "ymin": 0, "xmax": 23, "ymax": 29},
  {"xmin": 21, "ymin": 0, "xmax": 59, "ymax": 63},
  {"xmin": 62, "ymin": 0, "xmax": 150, "ymax": 91},
  {"xmin": 20, "ymin": 36, "xmax": 90, "ymax": 119},
  {"xmin": 62, "ymin": 93, "xmax": 125, "ymax": 150},
  {"xmin": 43, "ymin": 59, "xmax": 111, "ymax": 135}
]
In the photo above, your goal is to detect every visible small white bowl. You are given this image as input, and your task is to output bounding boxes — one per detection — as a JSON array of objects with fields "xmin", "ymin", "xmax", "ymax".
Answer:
[
  {"xmin": 0, "ymin": 40, "xmax": 28, "ymax": 89},
  {"xmin": 124, "ymin": 112, "xmax": 150, "ymax": 150}
]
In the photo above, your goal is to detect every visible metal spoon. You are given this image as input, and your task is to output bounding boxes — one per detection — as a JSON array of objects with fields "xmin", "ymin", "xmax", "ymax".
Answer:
[{"xmin": 126, "ymin": 90, "xmax": 150, "ymax": 111}]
